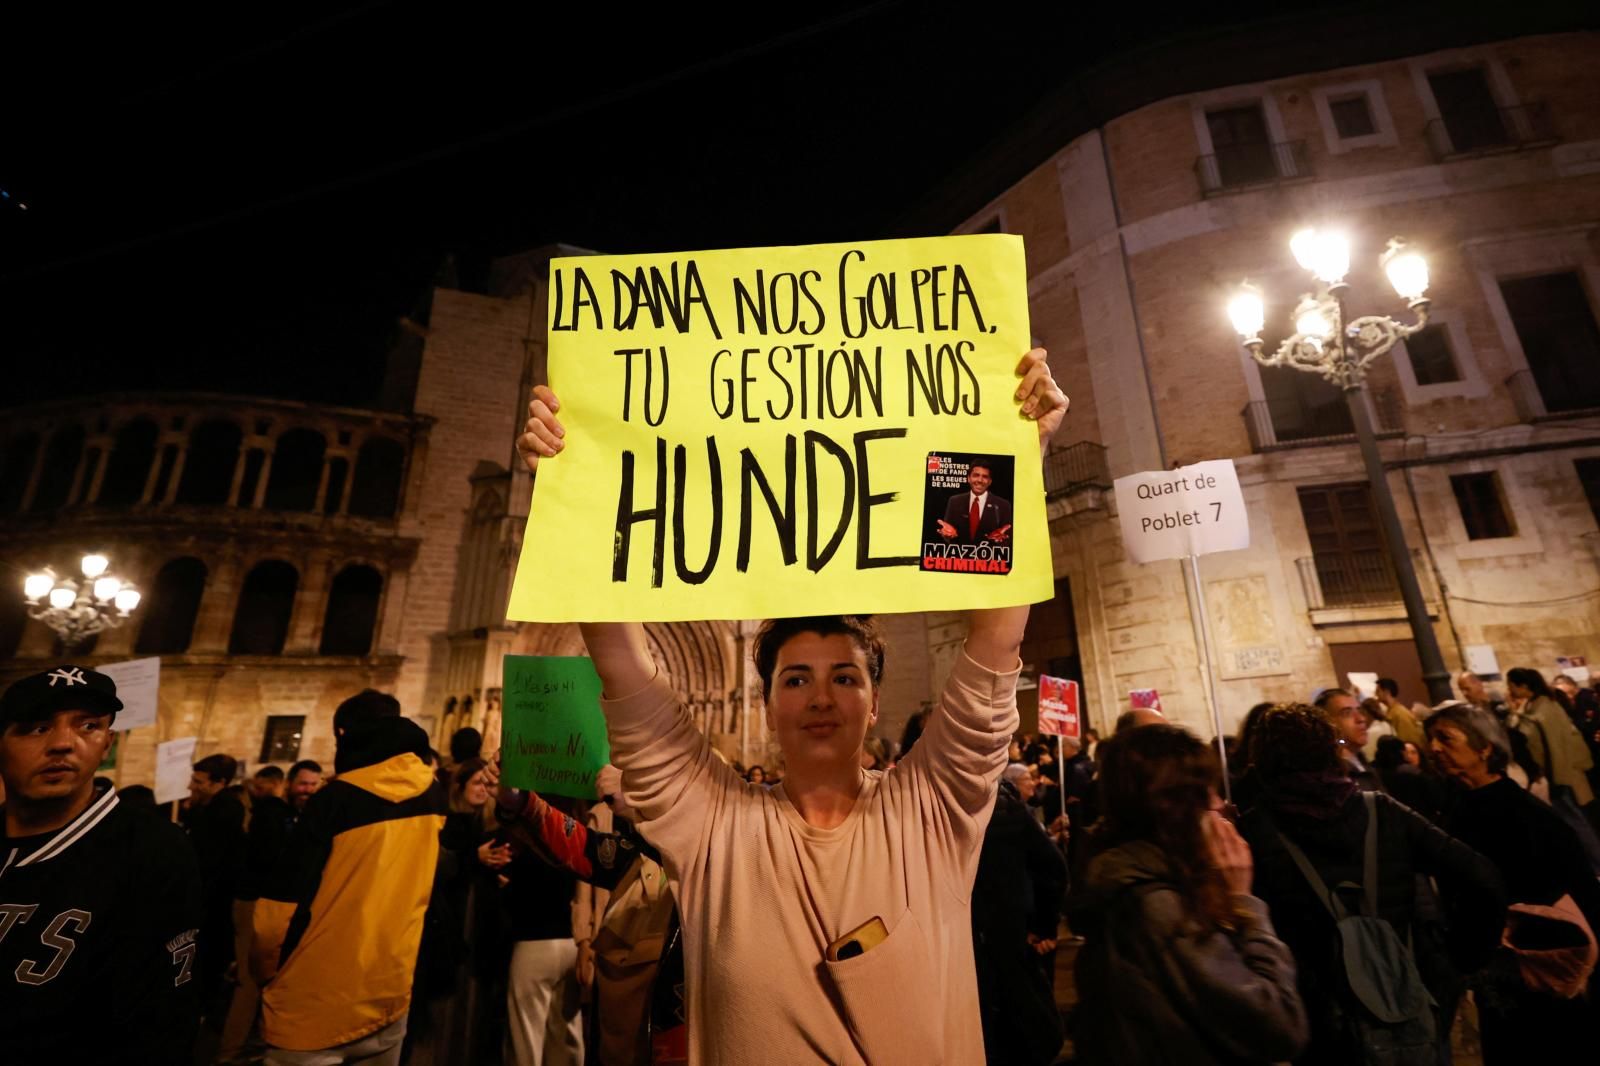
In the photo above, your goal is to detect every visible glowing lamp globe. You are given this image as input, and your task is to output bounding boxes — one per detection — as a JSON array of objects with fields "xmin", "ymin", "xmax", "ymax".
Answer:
[
  {"xmin": 1383, "ymin": 241, "xmax": 1430, "ymax": 301},
  {"xmin": 1228, "ymin": 287, "xmax": 1266, "ymax": 338},
  {"xmin": 24, "ymin": 572, "xmax": 54, "ymax": 601}
]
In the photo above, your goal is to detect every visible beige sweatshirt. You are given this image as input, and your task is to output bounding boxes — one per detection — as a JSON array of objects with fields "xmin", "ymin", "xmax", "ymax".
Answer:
[{"xmin": 604, "ymin": 647, "xmax": 1020, "ymax": 1065}]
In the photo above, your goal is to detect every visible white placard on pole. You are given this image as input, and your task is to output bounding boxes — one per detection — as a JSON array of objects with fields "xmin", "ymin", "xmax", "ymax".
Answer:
[
  {"xmin": 1346, "ymin": 671, "xmax": 1380, "ymax": 701},
  {"xmin": 1464, "ymin": 644, "xmax": 1501, "ymax": 677},
  {"xmin": 1113, "ymin": 459, "xmax": 1250, "ymax": 564},
  {"xmin": 1114, "ymin": 459, "xmax": 1250, "ymax": 804},
  {"xmin": 155, "ymin": 736, "xmax": 198, "ymax": 804},
  {"xmin": 99, "ymin": 657, "xmax": 161, "ymax": 731}
]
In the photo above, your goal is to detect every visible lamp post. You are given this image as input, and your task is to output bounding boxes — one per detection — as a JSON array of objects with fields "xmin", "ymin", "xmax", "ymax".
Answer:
[
  {"xmin": 1228, "ymin": 230, "xmax": 1454, "ymax": 705},
  {"xmin": 22, "ymin": 553, "xmax": 143, "ymax": 652}
]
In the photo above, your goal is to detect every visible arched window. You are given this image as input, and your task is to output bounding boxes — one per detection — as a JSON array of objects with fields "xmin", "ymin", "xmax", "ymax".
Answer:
[
  {"xmin": 30, "ymin": 425, "xmax": 85, "ymax": 512},
  {"xmin": 264, "ymin": 429, "xmax": 326, "ymax": 512},
  {"xmin": 349, "ymin": 437, "xmax": 405, "ymax": 518},
  {"xmin": 98, "ymin": 419, "xmax": 160, "ymax": 508},
  {"xmin": 319, "ymin": 565, "xmax": 383, "ymax": 655},
  {"xmin": 0, "ymin": 590, "xmax": 28, "ymax": 659},
  {"xmin": 228, "ymin": 560, "xmax": 298, "ymax": 655},
  {"xmin": 176, "ymin": 421, "xmax": 242, "ymax": 505},
  {"xmin": 135, "ymin": 557, "xmax": 208, "ymax": 654},
  {"xmin": 0, "ymin": 432, "xmax": 40, "ymax": 514}
]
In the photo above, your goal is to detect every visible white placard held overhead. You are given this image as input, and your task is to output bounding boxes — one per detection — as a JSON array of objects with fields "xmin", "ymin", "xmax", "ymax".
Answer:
[
  {"xmin": 1114, "ymin": 459, "xmax": 1250, "ymax": 565},
  {"xmin": 99, "ymin": 657, "xmax": 160, "ymax": 731},
  {"xmin": 155, "ymin": 737, "xmax": 198, "ymax": 804},
  {"xmin": 1464, "ymin": 644, "xmax": 1501, "ymax": 677},
  {"xmin": 1346, "ymin": 672, "xmax": 1380, "ymax": 701}
]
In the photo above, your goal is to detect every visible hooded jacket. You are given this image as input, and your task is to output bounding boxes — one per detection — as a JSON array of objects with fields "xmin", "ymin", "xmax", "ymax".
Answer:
[
  {"xmin": 251, "ymin": 717, "xmax": 445, "ymax": 1051},
  {"xmin": 1069, "ymin": 840, "xmax": 1308, "ymax": 1066}
]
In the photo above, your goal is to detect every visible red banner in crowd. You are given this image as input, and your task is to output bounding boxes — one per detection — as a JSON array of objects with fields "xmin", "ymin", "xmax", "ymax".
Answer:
[
  {"xmin": 1037, "ymin": 674, "xmax": 1080, "ymax": 741},
  {"xmin": 1129, "ymin": 688, "xmax": 1162, "ymax": 712}
]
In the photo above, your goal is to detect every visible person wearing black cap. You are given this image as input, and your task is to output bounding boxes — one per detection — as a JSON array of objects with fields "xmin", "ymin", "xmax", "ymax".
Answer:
[
  {"xmin": 0, "ymin": 664, "xmax": 203, "ymax": 1065},
  {"xmin": 251, "ymin": 688, "xmax": 446, "ymax": 1065}
]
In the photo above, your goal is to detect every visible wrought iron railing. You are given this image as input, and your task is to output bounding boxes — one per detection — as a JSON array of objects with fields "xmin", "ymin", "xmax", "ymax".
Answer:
[
  {"xmin": 1296, "ymin": 548, "xmax": 1436, "ymax": 610},
  {"xmin": 1194, "ymin": 140, "xmax": 1311, "ymax": 197},
  {"xmin": 1240, "ymin": 389, "xmax": 1403, "ymax": 452},
  {"xmin": 1424, "ymin": 102, "xmax": 1556, "ymax": 161},
  {"xmin": 1043, "ymin": 441, "xmax": 1110, "ymax": 499}
]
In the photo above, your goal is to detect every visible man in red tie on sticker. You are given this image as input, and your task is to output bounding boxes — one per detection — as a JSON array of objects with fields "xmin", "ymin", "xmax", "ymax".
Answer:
[{"xmin": 937, "ymin": 461, "xmax": 1013, "ymax": 545}]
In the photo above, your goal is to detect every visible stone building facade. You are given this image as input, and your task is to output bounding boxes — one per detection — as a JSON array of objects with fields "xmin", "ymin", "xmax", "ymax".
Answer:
[
  {"xmin": 0, "ymin": 393, "xmax": 430, "ymax": 781},
  {"xmin": 5, "ymin": 19, "xmax": 1598, "ymax": 785},
  {"xmin": 937, "ymin": 26, "xmax": 1600, "ymax": 736}
]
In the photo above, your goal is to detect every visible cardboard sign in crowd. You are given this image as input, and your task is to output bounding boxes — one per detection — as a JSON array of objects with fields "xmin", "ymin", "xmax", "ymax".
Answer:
[{"xmin": 507, "ymin": 235, "xmax": 1050, "ymax": 622}]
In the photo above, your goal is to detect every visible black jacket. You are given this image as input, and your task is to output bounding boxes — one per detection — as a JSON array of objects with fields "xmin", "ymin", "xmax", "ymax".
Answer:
[
  {"xmin": 1439, "ymin": 776, "xmax": 1600, "ymax": 935},
  {"xmin": 1239, "ymin": 792, "xmax": 1506, "ymax": 1065},
  {"xmin": 1, "ymin": 786, "xmax": 202, "ymax": 1065},
  {"xmin": 972, "ymin": 781, "xmax": 1068, "ymax": 1066},
  {"xmin": 236, "ymin": 793, "xmax": 296, "ymax": 902}
]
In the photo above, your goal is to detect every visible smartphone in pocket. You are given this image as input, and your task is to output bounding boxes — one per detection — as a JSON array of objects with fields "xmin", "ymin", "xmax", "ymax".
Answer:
[{"xmin": 826, "ymin": 916, "xmax": 889, "ymax": 962}]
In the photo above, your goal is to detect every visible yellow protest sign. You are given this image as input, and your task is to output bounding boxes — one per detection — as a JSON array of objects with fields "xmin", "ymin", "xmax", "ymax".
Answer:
[{"xmin": 508, "ymin": 234, "xmax": 1050, "ymax": 622}]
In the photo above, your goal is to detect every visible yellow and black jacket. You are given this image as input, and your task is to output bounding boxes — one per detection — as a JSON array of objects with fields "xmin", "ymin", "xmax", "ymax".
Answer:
[{"xmin": 252, "ymin": 717, "xmax": 446, "ymax": 1051}]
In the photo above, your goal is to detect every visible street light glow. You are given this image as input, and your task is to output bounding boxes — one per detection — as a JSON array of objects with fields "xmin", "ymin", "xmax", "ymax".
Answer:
[
  {"xmin": 1289, "ymin": 228, "xmax": 1320, "ymax": 272},
  {"xmin": 1289, "ymin": 227, "xmax": 1351, "ymax": 284},
  {"xmin": 1383, "ymin": 240, "xmax": 1430, "ymax": 301},
  {"xmin": 21, "ymin": 553, "xmax": 142, "ymax": 650},
  {"xmin": 24, "ymin": 572, "xmax": 53, "ymax": 601},
  {"xmin": 1227, "ymin": 287, "xmax": 1265, "ymax": 338},
  {"xmin": 1296, "ymin": 306, "xmax": 1332, "ymax": 339}
]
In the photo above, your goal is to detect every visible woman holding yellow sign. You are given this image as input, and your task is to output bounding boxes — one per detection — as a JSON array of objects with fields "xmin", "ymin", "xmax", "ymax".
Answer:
[{"xmin": 517, "ymin": 347, "xmax": 1066, "ymax": 1064}]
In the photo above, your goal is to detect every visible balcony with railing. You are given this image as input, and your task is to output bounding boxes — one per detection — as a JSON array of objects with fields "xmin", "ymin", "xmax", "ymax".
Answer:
[
  {"xmin": 1506, "ymin": 368, "xmax": 1600, "ymax": 422},
  {"xmin": 1424, "ymin": 102, "xmax": 1557, "ymax": 162},
  {"xmin": 0, "ymin": 393, "xmax": 431, "ymax": 533},
  {"xmin": 1043, "ymin": 441, "xmax": 1110, "ymax": 499},
  {"xmin": 1241, "ymin": 388, "xmax": 1403, "ymax": 452},
  {"xmin": 1295, "ymin": 547, "xmax": 1438, "ymax": 623},
  {"xmin": 1195, "ymin": 140, "xmax": 1312, "ymax": 197}
]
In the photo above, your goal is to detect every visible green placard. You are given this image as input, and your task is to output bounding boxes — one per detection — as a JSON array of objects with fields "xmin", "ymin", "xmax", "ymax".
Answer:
[{"xmin": 500, "ymin": 655, "xmax": 610, "ymax": 799}]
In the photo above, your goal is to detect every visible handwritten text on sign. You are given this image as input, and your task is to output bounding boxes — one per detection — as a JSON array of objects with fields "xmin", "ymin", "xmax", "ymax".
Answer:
[
  {"xmin": 500, "ymin": 656, "xmax": 611, "ymax": 800},
  {"xmin": 507, "ymin": 235, "xmax": 1050, "ymax": 622},
  {"xmin": 1113, "ymin": 460, "xmax": 1250, "ymax": 564}
]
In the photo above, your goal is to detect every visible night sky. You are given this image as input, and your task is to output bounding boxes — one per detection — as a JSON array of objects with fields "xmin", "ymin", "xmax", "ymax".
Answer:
[{"xmin": 1, "ymin": 1, "xmax": 1391, "ymax": 409}]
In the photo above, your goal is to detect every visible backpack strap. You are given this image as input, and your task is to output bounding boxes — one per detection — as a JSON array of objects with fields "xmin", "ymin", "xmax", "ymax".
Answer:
[
  {"xmin": 1361, "ymin": 791, "xmax": 1379, "ymax": 919},
  {"xmin": 1275, "ymin": 823, "xmax": 1350, "ymax": 922}
]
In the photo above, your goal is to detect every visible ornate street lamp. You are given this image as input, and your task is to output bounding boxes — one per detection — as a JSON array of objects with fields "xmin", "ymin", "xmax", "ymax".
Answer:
[
  {"xmin": 22, "ymin": 553, "xmax": 143, "ymax": 651},
  {"xmin": 1228, "ymin": 230, "xmax": 1453, "ymax": 704}
]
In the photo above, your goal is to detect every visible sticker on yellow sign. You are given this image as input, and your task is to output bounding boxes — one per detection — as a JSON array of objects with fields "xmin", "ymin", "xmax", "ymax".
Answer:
[{"xmin": 508, "ymin": 234, "xmax": 1050, "ymax": 622}]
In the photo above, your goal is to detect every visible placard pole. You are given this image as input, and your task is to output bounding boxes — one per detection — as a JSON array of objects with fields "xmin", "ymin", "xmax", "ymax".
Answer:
[
  {"xmin": 1060, "ymin": 754, "xmax": 1068, "ymax": 826},
  {"xmin": 1186, "ymin": 553, "xmax": 1231, "ymax": 805}
]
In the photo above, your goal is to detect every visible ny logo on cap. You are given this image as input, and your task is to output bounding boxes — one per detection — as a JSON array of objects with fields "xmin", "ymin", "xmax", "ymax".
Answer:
[{"xmin": 47, "ymin": 667, "xmax": 88, "ymax": 688}]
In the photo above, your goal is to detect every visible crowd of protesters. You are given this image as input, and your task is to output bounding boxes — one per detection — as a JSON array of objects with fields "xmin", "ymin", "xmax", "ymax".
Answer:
[
  {"xmin": 5, "ymin": 344, "xmax": 1598, "ymax": 1066},
  {"xmin": 7, "ymin": 651, "xmax": 1600, "ymax": 1065}
]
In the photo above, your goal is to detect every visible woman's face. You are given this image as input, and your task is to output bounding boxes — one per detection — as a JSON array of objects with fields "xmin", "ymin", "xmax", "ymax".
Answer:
[
  {"xmin": 463, "ymin": 769, "xmax": 490, "ymax": 808},
  {"xmin": 765, "ymin": 631, "xmax": 879, "ymax": 773},
  {"xmin": 1508, "ymin": 680, "xmax": 1532, "ymax": 701},
  {"xmin": 1402, "ymin": 742, "xmax": 1421, "ymax": 767},
  {"xmin": 748, "ymin": 767, "xmax": 765, "ymax": 784},
  {"xmin": 1427, "ymin": 723, "xmax": 1493, "ymax": 786}
]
